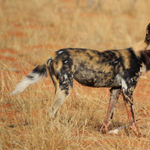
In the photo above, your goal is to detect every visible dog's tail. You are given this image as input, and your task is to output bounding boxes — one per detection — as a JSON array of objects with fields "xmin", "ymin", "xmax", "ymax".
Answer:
[{"xmin": 11, "ymin": 53, "xmax": 56, "ymax": 95}]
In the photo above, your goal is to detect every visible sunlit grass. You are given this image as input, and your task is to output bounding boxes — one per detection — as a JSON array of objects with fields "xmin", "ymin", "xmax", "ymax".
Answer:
[{"xmin": 1, "ymin": 0, "xmax": 150, "ymax": 149}]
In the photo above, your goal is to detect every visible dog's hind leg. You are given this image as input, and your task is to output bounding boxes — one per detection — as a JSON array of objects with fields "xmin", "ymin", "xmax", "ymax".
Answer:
[
  {"xmin": 47, "ymin": 72, "xmax": 73, "ymax": 118},
  {"xmin": 50, "ymin": 87, "xmax": 72, "ymax": 118},
  {"xmin": 102, "ymin": 88, "xmax": 121, "ymax": 133},
  {"xmin": 47, "ymin": 61, "xmax": 73, "ymax": 118}
]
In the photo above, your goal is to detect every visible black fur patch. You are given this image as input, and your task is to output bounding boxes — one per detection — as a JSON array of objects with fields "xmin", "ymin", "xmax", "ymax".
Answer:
[{"xmin": 27, "ymin": 64, "xmax": 47, "ymax": 79}]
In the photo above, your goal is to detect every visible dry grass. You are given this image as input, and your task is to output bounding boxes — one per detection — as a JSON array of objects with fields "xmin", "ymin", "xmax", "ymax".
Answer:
[{"xmin": 1, "ymin": 0, "xmax": 150, "ymax": 149}]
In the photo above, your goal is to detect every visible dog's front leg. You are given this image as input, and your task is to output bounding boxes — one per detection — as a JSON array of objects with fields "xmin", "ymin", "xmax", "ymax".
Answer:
[
  {"xmin": 122, "ymin": 88, "xmax": 141, "ymax": 136},
  {"xmin": 102, "ymin": 88, "xmax": 121, "ymax": 134}
]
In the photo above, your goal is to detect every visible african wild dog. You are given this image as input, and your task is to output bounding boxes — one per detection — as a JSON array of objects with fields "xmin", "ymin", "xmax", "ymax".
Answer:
[{"xmin": 11, "ymin": 23, "xmax": 150, "ymax": 136}]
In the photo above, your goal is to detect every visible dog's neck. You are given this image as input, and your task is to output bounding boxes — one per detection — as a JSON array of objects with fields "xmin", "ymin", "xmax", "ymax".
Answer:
[
  {"xmin": 132, "ymin": 40, "xmax": 147, "ymax": 54},
  {"xmin": 132, "ymin": 40, "xmax": 150, "ymax": 72}
]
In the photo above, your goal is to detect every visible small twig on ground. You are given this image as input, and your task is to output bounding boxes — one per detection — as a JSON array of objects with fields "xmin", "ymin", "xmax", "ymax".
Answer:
[{"xmin": 108, "ymin": 119, "xmax": 141, "ymax": 134}]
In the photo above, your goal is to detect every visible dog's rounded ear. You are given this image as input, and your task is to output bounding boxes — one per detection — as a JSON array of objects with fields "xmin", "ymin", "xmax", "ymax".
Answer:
[{"xmin": 145, "ymin": 23, "xmax": 150, "ymax": 44}]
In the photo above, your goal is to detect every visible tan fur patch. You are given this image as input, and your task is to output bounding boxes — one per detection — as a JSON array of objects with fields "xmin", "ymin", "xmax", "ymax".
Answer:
[{"xmin": 119, "ymin": 50, "xmax": 131, "ymax": 69}]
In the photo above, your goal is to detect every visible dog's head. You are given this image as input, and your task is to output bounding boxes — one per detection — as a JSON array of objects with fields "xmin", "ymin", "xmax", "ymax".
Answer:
[
  {"xmin": 140, "ymin": 23, "xmax": 150, "ymax": 71},
  {"xmin": 145, "ymin": 23, "xmax": 150, "ymax": 48}
]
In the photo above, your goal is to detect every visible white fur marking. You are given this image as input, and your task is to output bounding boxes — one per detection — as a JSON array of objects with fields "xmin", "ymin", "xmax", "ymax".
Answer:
[
  {"xmin": 114, "ymin": 74, "xmax": 122, "ymax": 86},
  {"xmin": 140, "ymin": 63, "xmax": 146, "ymax": 73},
  {"xmin": 58, "ymin": 51, "xmax": 63, "ymax": 54},
  {"xmin": 121, "ymin": 78, "xmax": 127, "ymax": 90},
  {"xmin": 64, "ymin": 60, "xmax": 68, "ymax": 63},
  {"xmin": 64, "ymin": 74, "xmax": 68, "ymax": 80}
]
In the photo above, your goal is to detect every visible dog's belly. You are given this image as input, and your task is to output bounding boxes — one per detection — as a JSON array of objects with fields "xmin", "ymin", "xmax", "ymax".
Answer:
[{"xmin": 74, "ymin": 70, "xmax": 121, "ymax": 88}]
